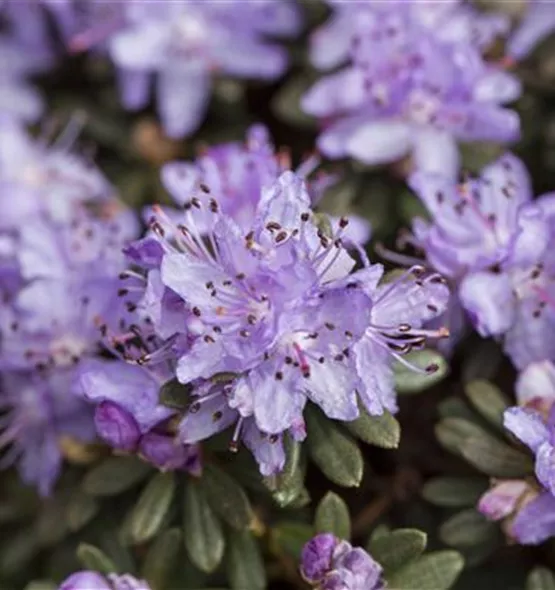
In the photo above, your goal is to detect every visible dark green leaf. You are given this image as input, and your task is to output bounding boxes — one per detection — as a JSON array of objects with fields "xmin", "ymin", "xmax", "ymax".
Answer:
[
  {"xmin": 422, "ymin": 477, "xmax": 488, "ymax": 507},
  {"xmin": 440, "ymin": 510, "xmax": 498, "ymax": 548},
  {"xmin": 122, "ymin": 472, "xmax": 176, "ymax": 545},
  {"xmin": 465, "ymin": 380, "xmax": 509, "ymax": 431},
  {"xmin": 271, "ymin": 73, "xmax": 319, "ymax": 129},
  {"xmin": 394, "ymin": 350, "xmax": 448, "ymax": 394},
  {"xmin": 142, "ymin": 528, "xmax": 182, "ymax": 590},
  {"xmin": 527, "ymin": 567, "xmax": 555, "ymax": 590},
  {"xmin": 368, "ymin": 529, "xmax": 427, "ymax": 573},
  {"xmin": 345, "ymin": 409, "xmax": 400, "ymax": 449},
  {"xmin": 82, "ymin": 456, "xmax": 152, "ymax": 497},
  {"xmin": 271, "ymin": 522, "xmax": 314, "ymax": 560},
  {"xmin": 461, "ymin": 435, "xmax": 534, "ymax": 478},
  {"xmin": 226, "ymin": 530, "xmax": 266, "ymax": 590},
  {"xmin": 23, "ymin": 583, "xmax": 57, "ymax": 590},
  {"xmin": 386, "ymin": 550, "xmax": 464, "ymax": 590},
  {"xmin": 315, "ymin": 492, "xmax": 351, "ymax": 540},
  {"xmin": 183, "ymin": 481, "xmax": 225, "ymax": 573},
  {"xmin": 435, "ymin": 418, "xmax": 489, "ymax": 455},
  {"xmin": 76, "ymin": 543, "xmax": 117, "ymax": 574},
  {"xmin": 438, "ymin": 398, "xmax": 477, "ymax": 421},
  {"xmin": 66, "ymin": 491, "xmax": 100, "ymax": 532},
  {"xmin": 201, "ymin": 463, "xmax": 253, "ymax": 530},
  {"xmin": 306, "ymin": 405, "xmax": 364, "ymax": 488},
  {"xmin": 159, "ymin": 378, "xmax": 193, "ymax": 410}
]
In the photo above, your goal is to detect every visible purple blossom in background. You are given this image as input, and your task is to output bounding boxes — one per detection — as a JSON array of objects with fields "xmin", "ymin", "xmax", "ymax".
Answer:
[
  {"xmin": 408, "ymin": 153, "xmax": 555, "ymax": 369},
  {"xmin": 118, "ymin": 132, "xmax": 448, "ymax": 473},
  {"xmin": 59, "ymin": 571, "xmax": 151, "ymax": 590},
  {"xmin": 68, "ymin": 1, "xmax": 301, "ymax": 137},
  {"xmin": 300, "ymin": 533, "xmax": 384, "ymax": 590},
  {"xmin": 508, "ymin": 0, "xmax": 555, "ymax": 60},
  {"xmin": 0, "ymin": 124, "xmax": 140, "ymax": 494},
  {"xmin": 303, "ymin": 0, "xmax": 520, "ymax": 178},
  {"xmin": 500, "ymin": 405, "xmax": 555, "ymax": 544}
]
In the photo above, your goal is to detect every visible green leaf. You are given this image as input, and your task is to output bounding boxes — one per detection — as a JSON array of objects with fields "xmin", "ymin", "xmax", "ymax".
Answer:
[
  {"xmin": 368, "ymin": 529, "xmax": 427, "ymax": 573},
  {"xmin": 465, "ymin": 380, "xmax": 509, "ymax": 431},
  {"xmin": 438, "ymin": 397, "xmax": 477, "ymax": 421},
  {"xmin": 183, "ymin": 481, "xmax": 225, "ymax": 573},
  {"xmin": 435, "ymin": 418, "xmax": 489, "ymax": 455},
  {"xmin": 66, "ymin": 490, "xmax": 100, "ymax": 532},
  {"xmin": 440, "ymin": 510, "xmax": 498, "ymax": 548},
  {"xmin": 76, "ymin": 543, "xmax": 117, "ymax": 574},
  {"xmin": 226, "ymin": 530, "xmax": 266, "ymax": 590},
  {"xmin": 82, "ymin": 456, "xmax": 152, "ymax": 496},
  {"xmin": 271, "ymin": 522, "xmax": 314, "ymax": 560},
  {"xmin": 345, "ymin": 409, "xmax": 400, "ymax": 449},
  {"xmin": 461, "ymin": 435, "xmax": 534, "ymax": 478},
  {"xmin": 315, "ymin": 492, "xmax": 351, "ymax": 540},
  {"xmin": 159, "ymin": 378, "xmax": 193, "ymax": 410},
  {"xmin": 23, "ymin": 583, "xmax": 57, "ymax": 590},
  {"xmin": 422, "ymin": 477, "xmax": 488, "ymax": 507},
  {"xmin": 527, "ymin": 567, "xmax": 555, "ymax": 590},
  {"xmin": 142, "ymin": 528, "xmax": 182, "ymax": 590},
  {"xmin": 122, "ymin": 472, "xmax": 176, "ymax": 545},
  {"xmin": 264, "ymin": 437, "xmax": 309, "ymax": 508},
  {"xmin": 306, "ymin": 405, "xmax": 364, "ymax": 488},
  {"xmin": 394, "ymin": 349, "xmax": 449, "ymax": 394},
  {"xmin": 201, "ymin": 463, "xmax": 253, "ymax": 530},
  {"xmin": 271, "ymin": 73, "xmax": 319, "ymax": 129},
  {"xmin": 386, "ymin": 550, "xmax": 464, "ymax": 590}
]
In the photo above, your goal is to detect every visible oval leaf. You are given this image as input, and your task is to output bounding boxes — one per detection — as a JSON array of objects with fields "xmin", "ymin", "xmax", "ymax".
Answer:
[
  {"xmin": 368, "ymin": 529, "xmax": 427, "ymax": 574},
  {"xmin": 465, "ymin": 380, "xmax": 509, "ymax": 431},
  {"xmin": 271, "ymin": 522, "xmax": 314, "ymax": 560},
  {"xmin": 142, "ymin": 528, "xmax": 182, "ymax": 589},
  {"xmin": 422, "ymin": 477, "xmax": 489, "ymax": 507},
  {"xmin": 82, "ymin": 456, "xmax": 152, "ymax": 497},
  {"xmin": 315, "ymin": 492, "xmax": 351, "ymax": 540},
  {"xmin": 461, "ymin": 435, "xmax": 534, "ymax": 478},
  {"xmin": 201, "ymin": 464, "xmax": 253, "ymax": 530},
  {"xmin": 76, "ymin": 543, "xmax": 117, "ymax": 575},
  {"xmin": 386, "ymin": 550, "xmax": 464, "ymax": 590},
  {"xmin": 66, "ymin": 491, "xmax": 100, "ymax": 532},
  {"xmin": 264, "ymin": 437, "xmax": 308, "ymax": 508},
  {"xmin": 226, "ymin": 530, "xmax": 266, "ymax": 590},
  {"xmin": 159, "ymin": 378, "xmax": 193, "ymax": 411},
  {"xmin": 345, "ymin": 409, "xmax": 400, "ymax": 449},
  {"xmin": 435, "ymin": 418, "xmax": 490, "ymax": 456},
  {"xmin": 527, "ymin": 567, "xmax": 555, "ymax": 590},
  {"xmin": 123, "ymin": 472, "xmax": 176, "ymax": 545},
  {"xmin": 306, "ymin": 406, "xmax": 364, "ymax": 488},
  {"xmin": 394, "ymin": 350, "xmax": 448, "ymax": 394},
  {"xmin": 183, "ymin": 481, "xmax": 225, "ymax": 573},
  {"xmin": 440, "ymin": 510, "xmax": 498, "ymax": 548}
]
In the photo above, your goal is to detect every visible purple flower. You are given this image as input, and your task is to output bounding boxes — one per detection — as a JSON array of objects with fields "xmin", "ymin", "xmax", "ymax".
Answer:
[
  {"xmin": 300, "ymin": 534, "xmax": 384, "ymax": 590},
  {"xmin": 408, "ymin": 153, "xmax": 555, "ymax": 369},
  {"xmin": 508, "ymin": 1, "xmax": 555, "ymax": 60},
  {"xmin": 478, "ymin": 479, "xmax": 533, "ymax": 521},
  {"xmin": 511, "ymin": 491, "xmax": 555, "ymax": 545},
  {"xmin": 504, "ymin": 406, "xmax": 555, "ymax": 497},
  {"xmin": 303, "ymin": 1, "xmax": 519, "ymax": 178},
  {"xmin": 122, "ymin": 157, "xmax": 447, "ymax": 474},
  {"xmin": 59, "ymin": 571, "xmax": 151, "ymax": 590},
  {"xmin": 69, "ymin": 2, "xmax": 301, "ymax": 137},
  {"xmin": 516, "ymin": 360, "xmax": 555, "ymax": 413},
  {"xmin": 0, "ymin": 127, "xmax": 140, "ymax": 493}
]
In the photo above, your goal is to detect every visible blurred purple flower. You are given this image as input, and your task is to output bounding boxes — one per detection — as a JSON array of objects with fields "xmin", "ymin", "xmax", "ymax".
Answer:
[
  {"xmin": 516, "ymin": 360, "xmax": 555, "ymax": 413},
  {"xmin": 59, "ymin": 571, "xmax": 151, "ymax": 590},
  {"xmin": 300, "ymin": 533, "xmax": 384, "ymax": 590},
  {"xmin": 303, "ymin": 0, "xmax": 519, "ymax": 178},
  {"xmin": 69, "ymin": 1, "xmax": 301, "ymax": 137},
  {"xmin": 408, "ymin": 153, "xmax": 555, "ymax": 368},
  {"xmin": 508, "ymin": 0, "xmax": 555, "ymax": 60}
]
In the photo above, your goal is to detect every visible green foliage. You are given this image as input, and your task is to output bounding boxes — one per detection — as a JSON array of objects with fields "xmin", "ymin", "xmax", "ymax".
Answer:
[{"xmin": 315, "ymin": 492, "xmax": 351, "ymax": 540}]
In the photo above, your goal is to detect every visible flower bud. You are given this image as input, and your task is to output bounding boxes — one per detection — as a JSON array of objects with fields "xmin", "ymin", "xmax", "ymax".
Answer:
[{"xmin": 94, "ymin": 401, "xmax": 141, "ymax": 452}]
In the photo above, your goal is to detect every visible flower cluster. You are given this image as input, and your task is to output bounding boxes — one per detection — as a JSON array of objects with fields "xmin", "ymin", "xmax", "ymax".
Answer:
[
  {"xmin": 59, "ymin": 571, "xmax": 151, "ymax": 590},
  {"xmin": 66, "ymin": 1, "xmax": 301, "ymax": 137},
  {"xmin": 478, "ymin": 363, "xmax": 555, "ymax": 545},
  {"xmin": 0, "ymin": 120, "xmax": 141, "ymax": 495},
  {"xmin": 88, "ymin": 125, "xmax": 448, "ymax": 476},
  {"xmin": 300, "ymin": 533, "xmax": 384, "ymax": 590},
  {"xmin": 302, "ymin": 0, "xmax": 520, "ymax": 178},
  {"xmin": 406, "ymin": 153, "xmax": 555, "ymax": 369}
]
